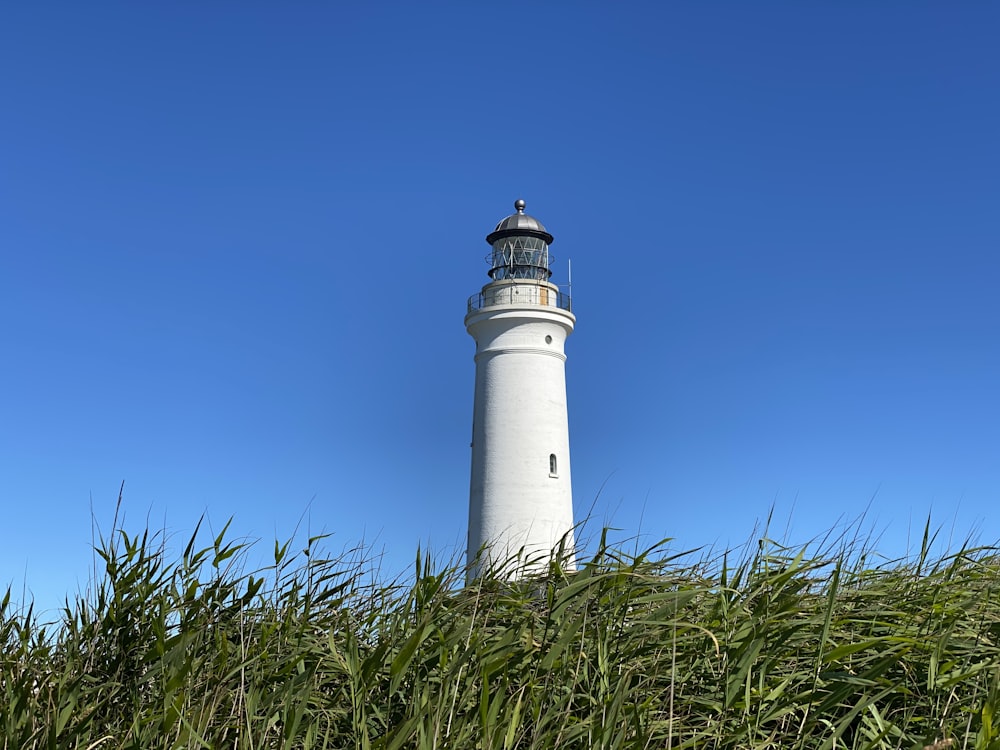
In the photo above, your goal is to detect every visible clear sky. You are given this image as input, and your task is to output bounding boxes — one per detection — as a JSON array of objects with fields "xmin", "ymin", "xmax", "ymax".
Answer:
[{"xmin": 2, "ymin": 3, "xmax": 998, "ymax": 612}]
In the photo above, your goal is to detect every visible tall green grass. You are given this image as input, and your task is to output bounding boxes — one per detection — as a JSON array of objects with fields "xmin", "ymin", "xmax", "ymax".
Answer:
[{"xmin": 3, "ymin": 513, "xmax": 1000, "ymax": 749}]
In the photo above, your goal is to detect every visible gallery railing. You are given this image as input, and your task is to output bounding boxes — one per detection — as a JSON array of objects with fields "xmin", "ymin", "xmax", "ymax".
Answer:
[{"xmin": 467, "ymin": 283, "xmax": 572, "ymax": 314}]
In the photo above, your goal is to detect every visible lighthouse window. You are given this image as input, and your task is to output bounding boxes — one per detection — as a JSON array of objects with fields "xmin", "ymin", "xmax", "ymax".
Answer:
[{"xmin": 549, "ymin": 454, "xmax": 558, "ymax": 477}]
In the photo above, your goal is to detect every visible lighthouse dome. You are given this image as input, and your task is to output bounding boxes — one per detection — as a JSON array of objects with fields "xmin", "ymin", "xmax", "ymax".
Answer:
[{"xmin": 486, "ymin": 199, "xmax": 554, "ymax": 245}]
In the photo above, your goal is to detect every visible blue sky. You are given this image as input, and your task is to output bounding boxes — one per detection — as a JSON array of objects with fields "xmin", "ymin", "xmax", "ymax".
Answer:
[{"xmin": 2, "ymin": 3, "xmax": 998, "ymax": 611}]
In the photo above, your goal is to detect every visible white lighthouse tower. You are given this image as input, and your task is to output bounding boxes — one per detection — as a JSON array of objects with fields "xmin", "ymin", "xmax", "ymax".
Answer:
[{"xmin": 466, "ymin": 199, "xmax": 576, "ymax": 578}]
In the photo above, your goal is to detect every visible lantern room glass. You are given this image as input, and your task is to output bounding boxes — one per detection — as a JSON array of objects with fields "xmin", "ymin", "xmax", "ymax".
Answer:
[{"xmin": 488, "ymin": 236, "xmax": 552, "ymax": 281}]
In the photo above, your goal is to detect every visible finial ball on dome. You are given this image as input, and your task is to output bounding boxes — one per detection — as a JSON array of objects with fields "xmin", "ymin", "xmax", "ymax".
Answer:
[{"xmin": 514, "ymin": 199, "xmax": 526, "ymax": 213}]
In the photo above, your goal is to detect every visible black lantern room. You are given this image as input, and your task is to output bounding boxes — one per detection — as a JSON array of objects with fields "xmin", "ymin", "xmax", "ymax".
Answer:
[{"xmin": 485, "ymin": 199, "xmax": 554, "ymax": 282}]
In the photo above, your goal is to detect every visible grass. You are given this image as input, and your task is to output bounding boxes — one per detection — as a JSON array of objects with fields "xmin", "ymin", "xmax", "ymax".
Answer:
[{"xmin": 3, "ymin": 509, "xmax": 1000, "ymax": 749}]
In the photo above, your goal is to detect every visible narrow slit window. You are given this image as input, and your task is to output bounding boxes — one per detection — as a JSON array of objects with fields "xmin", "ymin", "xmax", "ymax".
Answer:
[{"xmin": 549, "ymin": 454, "xmax": 558, "ymax": 477}]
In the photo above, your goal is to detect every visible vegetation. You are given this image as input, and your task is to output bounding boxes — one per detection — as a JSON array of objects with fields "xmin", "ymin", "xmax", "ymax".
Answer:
[{"xmin": 3, "ymin": 511, "xmax": 1000, "ymax": 749}]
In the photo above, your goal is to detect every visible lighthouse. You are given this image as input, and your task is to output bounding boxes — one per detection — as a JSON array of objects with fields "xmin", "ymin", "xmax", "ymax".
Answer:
[{"xmin": 465, "ymin": 199, "xmax": 576, "ymax": 578}]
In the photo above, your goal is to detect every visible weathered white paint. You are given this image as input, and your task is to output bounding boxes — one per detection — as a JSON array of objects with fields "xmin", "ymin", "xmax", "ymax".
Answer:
[{"xmin": 466, "ymin": 280, "xmax": 576, "ymax": 578}]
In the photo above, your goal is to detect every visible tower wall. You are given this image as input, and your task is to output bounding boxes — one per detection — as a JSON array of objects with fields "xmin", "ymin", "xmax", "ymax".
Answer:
[{"xmin": 466, "ymin": 293, "xmax": 576, "ymax": 578}]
